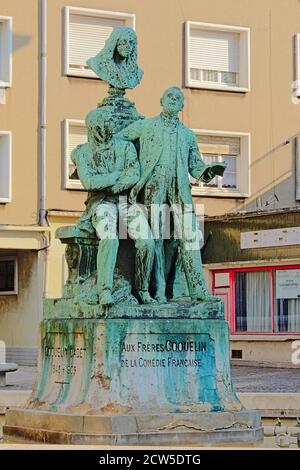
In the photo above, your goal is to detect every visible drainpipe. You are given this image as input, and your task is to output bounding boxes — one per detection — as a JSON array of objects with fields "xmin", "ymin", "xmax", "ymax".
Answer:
[
  {"xmin": 38, "ymin": 0, "xmax": 47, "ymax": 226},
  {"xmin": 38, "ymin": 0, "xmax": 49, "ymax": 300}
]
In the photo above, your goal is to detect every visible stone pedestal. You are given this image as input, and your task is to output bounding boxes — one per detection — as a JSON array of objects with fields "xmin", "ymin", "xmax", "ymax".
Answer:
[{"xmin": 4, "ymin": 299, "xmax": 263, "ymax": 445}]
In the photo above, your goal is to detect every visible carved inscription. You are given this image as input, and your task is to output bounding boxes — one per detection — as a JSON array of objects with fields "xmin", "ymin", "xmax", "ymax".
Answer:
[
  {"xmin": 120, "ymin": 334, "xmax": 211, "ymax": 369},
  {"xmin": 44, "ymin": 334, "xmax": 86, "ymax": 378}
]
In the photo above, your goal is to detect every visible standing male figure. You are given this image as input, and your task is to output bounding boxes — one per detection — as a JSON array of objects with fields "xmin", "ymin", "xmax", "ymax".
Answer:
[{"xmin": 116, "ymin": 87, "xmax": 225, "ymax": 303}]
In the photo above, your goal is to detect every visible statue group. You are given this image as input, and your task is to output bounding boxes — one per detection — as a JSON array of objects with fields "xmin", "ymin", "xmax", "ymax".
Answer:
[
  {"xmin": 4, "ymin": 26, "xmax": 263, "ymax": 446},
  {"xmin": 71, "ymin": 26, "xmax": 225, "ymax": 308}
]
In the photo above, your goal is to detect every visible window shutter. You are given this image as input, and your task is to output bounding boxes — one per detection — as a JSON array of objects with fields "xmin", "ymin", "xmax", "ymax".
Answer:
[
  {"xmin": 198, "ymin": 135, "xmax": 240, "ymax": 155},
  {"xmin": 294, "ymin": 34, "xmax": 300, "ymax": 98},
  {"xmin": 68, "ymin": 124, "xmax": 87, "ymax": 158},
  {"xmin": 69, "ymin": 14, "xmax": 124, "ymax": 70},
  {"xmin": 190, "ymin": 28, "xmax": 239, "ymax": 73},
  {"xmin": 66, "ymin": 124, "xmax": 87, "ymax": 187}
]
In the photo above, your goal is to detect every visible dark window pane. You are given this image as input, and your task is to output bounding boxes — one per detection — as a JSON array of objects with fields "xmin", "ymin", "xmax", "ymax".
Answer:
[
  {"xmin": 276, "ymin": 299, "xmax": 289, "ymax": 332},
  {"xmin": 0, "ymin": 260, "xmax": 15, "ymax": 292}
]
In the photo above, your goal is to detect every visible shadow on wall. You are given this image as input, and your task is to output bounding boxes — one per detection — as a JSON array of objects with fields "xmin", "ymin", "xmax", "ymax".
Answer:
[
  {"xmin": 238, "ymin": 135, "xmax": 300, "ymax": 213},
  {"xmin": 13, "ymin": 34, "xmax": 31, "ymax": 52},
  {"xmin": 242, "ymin": 173, "xmax": 294, "ymax": 213}
]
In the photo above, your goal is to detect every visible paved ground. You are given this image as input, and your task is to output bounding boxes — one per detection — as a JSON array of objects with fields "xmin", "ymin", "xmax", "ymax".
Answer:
[
  {"xmin": 1, "ymin": 366, "xmax": 299, "ymax": 448},
  {"xmin": 1, "ymin": 365, "xmax": 300, "ymax": 392},
  {"xmin": 232, "ymin": 366, "xmax": 300, "ymax": 393}
]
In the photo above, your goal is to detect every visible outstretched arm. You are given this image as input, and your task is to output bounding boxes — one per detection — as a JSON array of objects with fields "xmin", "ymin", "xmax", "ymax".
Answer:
[{"xmin": 114, "ymin": 119, "xmax": 144, "ymax": 142}]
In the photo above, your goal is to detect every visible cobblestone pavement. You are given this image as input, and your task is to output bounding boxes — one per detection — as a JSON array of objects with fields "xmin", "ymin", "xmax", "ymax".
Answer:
[
  {"xmin": 232, "ymin": 366, "xmax": 300, "ymax": 393},
  {"xmin": 1, "ymin": 365, "xmax": 300, "ymax": 392}
]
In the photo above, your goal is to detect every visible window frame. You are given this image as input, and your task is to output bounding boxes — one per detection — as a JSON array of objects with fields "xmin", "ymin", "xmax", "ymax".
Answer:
[
  {"xmin": 213, "ymin": 265, "xmax": 300, "ymax": 335},
  {"xmin": 191, "ymin": 129, "xmax": 251, "ymax": 198},
  {"xmin": 0, "ymin": 16, "xmax": 12, "ymax": 88},
  {"xmin": 63, "ymin": 119, "xmax": 86, "ymax": 190},
  {"xmin": 0, "ymin": 131, "xmax": 12, "ymax": 203},
  {"xmin": 0, "ymin": 256, "xmax": 18, "ymax": 295},
  {"xmin": 185, "ymin": 21, "xmax": 250, "ymax": 93},
  {"xmin": 294, "ymin": 33, "xmax": 300, "ymax": 98},
  {"xmin": 63, "ymin": 6, "xmax": 135, "ymax": 78}
]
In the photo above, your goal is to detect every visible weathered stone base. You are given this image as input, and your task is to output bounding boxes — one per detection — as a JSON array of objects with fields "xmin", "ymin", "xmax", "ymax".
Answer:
[
  {"xmin": 23, "ymin": 302, "xmax": 240, "ymax": 414},
  {"xmin": 4, "ymin": 408, "xmax": 263, "ymax": 446},
  {"xmin": 3, "ymin": 300, "xmax": 263, "ymax": 446}
]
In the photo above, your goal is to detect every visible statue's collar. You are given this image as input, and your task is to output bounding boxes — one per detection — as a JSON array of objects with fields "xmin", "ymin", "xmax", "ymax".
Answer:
[{"xmin": 160, "ymin": 112, "xmax": 179, "ymax": 129}]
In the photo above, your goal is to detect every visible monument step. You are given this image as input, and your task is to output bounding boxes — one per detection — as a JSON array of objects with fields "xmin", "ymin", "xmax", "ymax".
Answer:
[{"xmin": 4, "ymin": 408, "xmax": 263, "ymax": 446}]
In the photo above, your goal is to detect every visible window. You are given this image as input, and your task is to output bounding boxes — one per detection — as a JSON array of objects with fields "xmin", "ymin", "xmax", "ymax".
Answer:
[
  {"xmin": 235, "ymin": 271, "xmax": 272, "ymax": 332},
  {"xmin": 0, "ymin": 257, "xmax": 17, "ymax": 295},
  {"xmin": 63, "ymin": 119, "xmax": 86, "ymax": 190},
  {"xmin": 0, "ymin": 131, "xmax": 12, "ymax": 202},
  {"xmin": 294, "ymin": 34, "xmax": 300, "ymax": 98},
  {"xmin": 185, "ymin": 22, "xmax": 250, "ymax": 92},
  {"xmin": 191, "ymin": 130, "xmax": 250, "ymax": 198},
  {"xmin": 0, "ymin": 16, "xmax": 12, "ymax": 87},
  {"xmin": 213, "ymin": 266, "xmax": 300, "ymax": 334},
  {"xmin": 275, "ymin": 269, "xmax": 300, "ymax": 333},
  {"xmin": 63, "ymin": 6, "xmax": 135, "ymax": 78}
]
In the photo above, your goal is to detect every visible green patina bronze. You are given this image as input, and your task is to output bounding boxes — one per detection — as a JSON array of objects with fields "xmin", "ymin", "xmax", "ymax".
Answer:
[
  {"xmin": 59, "ymin": 54, "xmax": 225, "ymax": 308},
  {"xmin": 4, "ymin": 27, "xmax": 263, "ymax": 446},
  {"xmin": 29, "ymin": 312, "xmax": 243, "ymax": 414},
  {"xmin": 87, "ymin": 27, "xmax": 143, "ymax": 90},
  {"xmin": 115, "ymin": 86, "xmax": 225, "ymax": 303}
]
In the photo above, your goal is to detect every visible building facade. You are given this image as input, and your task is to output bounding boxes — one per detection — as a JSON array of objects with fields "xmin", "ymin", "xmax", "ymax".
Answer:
[{"xmin": 1, "ymin": 0, "xmax": 300, "ymax": 365}]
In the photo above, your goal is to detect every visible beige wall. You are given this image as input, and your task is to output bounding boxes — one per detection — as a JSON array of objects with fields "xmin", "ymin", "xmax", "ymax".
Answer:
[
  {"xmin": 0, "ymin": 250, "xmax": 43, "ymax": 349},
  {"xmin": 0, "ymin": 0, "xmax": 38, "ymax": 226},
  {"xmin": 1, "ymin": 0, "xmax": 300, "ymax": 221},
  {"xmin": 44, "ymin": 0, "xmax": 300, "ymax": 217},
  {"xmin": 230, "ymin": 337, "xmax": 299, "ymax": 367}
]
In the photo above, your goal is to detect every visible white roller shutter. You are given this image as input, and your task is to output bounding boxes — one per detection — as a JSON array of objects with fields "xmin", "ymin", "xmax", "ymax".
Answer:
[
  {"xmin": 294, "ymin": 33, "xmax": 300, "ymax": 98},
  {"xmin": 68, "ymin": 123, "xmax": 87, "ymax": 158},
  {"xmin": 66, "ymin": 123, "xmax": 87, "ymax": 186},
  {"xmin": 198, "ymin": 135, "xmax": 240, "ymax": 155},
  {"xmin": 0, "ymin": 132, "xmax": 11, "ymax": 202},
  {"xmin": 190, "ymin": 28, "xmax": 239, "ymax": 73},
  {"xmin": 69, "ymin": 14, "xmax": 124, "ymax": 73}
]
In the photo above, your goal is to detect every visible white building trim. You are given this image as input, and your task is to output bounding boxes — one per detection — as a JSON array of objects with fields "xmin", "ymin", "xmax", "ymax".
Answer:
[
  {"xmin": 192, "ymin": 129, "xmax": 251, "ymax": 198},
  {"xmin": 185, "ymin": 21, "xmax": 250, "ymax": 93},
  {"xmin": 0, "ymin": 131, "xmax": 12, "ymax": 203},
  {"xmin": 0, "ymin": 16, "xmax": 12, "ymax": 88},
  {"xmin": 63, "ymin": 119, "xmax": 86, "ymax": 190},
  {"xmin": 63, "ymin": 6, "xmax": 135, "ymax": 78}
]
